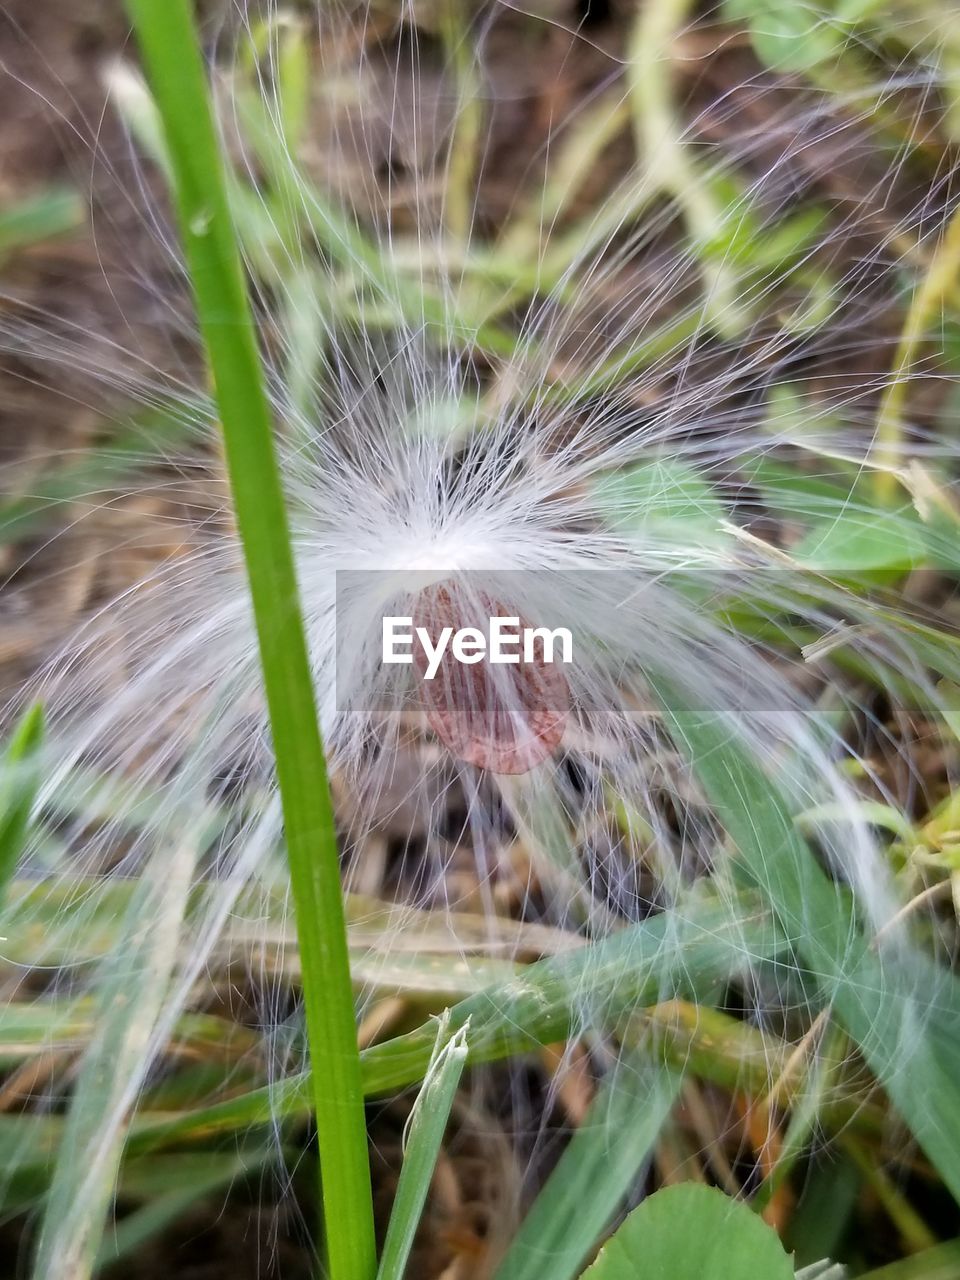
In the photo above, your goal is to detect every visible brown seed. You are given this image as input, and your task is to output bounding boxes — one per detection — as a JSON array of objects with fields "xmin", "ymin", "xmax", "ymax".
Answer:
[{"xmin": 411, "ymin": 583, "xmax": 569, "ymax": 774}]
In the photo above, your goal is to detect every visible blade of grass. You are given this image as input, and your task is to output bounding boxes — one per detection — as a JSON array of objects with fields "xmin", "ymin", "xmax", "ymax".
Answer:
[
  {"xmin": 120, "ymin": 4, "xmax": 375, "ymax": 1278},
  {"xmin": 0, "ymin": 1003, "xmax": 258, "ymax": 1068},
  {"xmin": 32, "ymin": 829, "xmax": 199, "ymax": 1280},
  {"xmin": 376, "ymin": 1015, "xmax": 469, "ymax": 1280},
  {"xmin": 1, "ymin": 874, "xmax": 576, "ymax": 971},
  {"xmin": 785, "ymin": 1153, "xmax": 861, "ymax": 1268},
  {"xmin": 0, "ymin": 956, "xmax": 891, "ymax": 1197},
  {"xmin": 493, "ymin": 1054, "xmax": 681, "ymax": 1280},
  {"xmin": 0, "ymin": 405, "xmax": 199, "ymax": 544},
  {"xmin": 0, "ymin": 703, "xmax": 44, "ymax": 906},
  {"xmin": 94, "ymin": 1145, "xmax": 276, "ymax": 1274},
  {"xmin": 0, "ymin": 187, "xmax": 84, "ymax": 260},
  {"xmin": 843, "ymin": 1136, "xmax": 937, "ymax": 1254},
  {"xmin": 123, "ymin": 893, "xmax": 778, "ymax": 1153},
  {"xmin": 861, "ymin": 1240, "xmax": 960, "ymax": 1279},
  {"xmin": 650, "ymin": 679, "xmax": 960, "ymax": 1207}
]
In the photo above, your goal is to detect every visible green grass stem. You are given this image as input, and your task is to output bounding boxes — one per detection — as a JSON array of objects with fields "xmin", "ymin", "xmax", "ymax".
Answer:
[{"xmin": 121, "ymin": 4, "xmax": 376, "ymax": 1277}]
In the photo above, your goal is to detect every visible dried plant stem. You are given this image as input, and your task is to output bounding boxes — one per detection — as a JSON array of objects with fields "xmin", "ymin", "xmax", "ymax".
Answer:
[{"xmin": 875, "ymin": 203, "xmax": 960, "ymax": 501}]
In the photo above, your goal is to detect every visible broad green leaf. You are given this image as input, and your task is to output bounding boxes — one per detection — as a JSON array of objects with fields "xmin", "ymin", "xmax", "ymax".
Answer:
[
  {"xmin": 580, "ymin": 1183, "xmax": 793, "ymax": 1280},
  {"xmin": 741, "ymin": 456, "xmax": 928, "ymax": 575},
  {"xmin": 593, "ymin": 459, "xmax": 728, "ymax": 549},
  {"xmin": 898, "ymin": 462, "xmax": 960, "ymax": 571},
  {"xmin": 722, "ymin": 0, "xmax": 870, "ymax": 73},
  {"xmin": 793, "ymin": 507, "xmax": 926, "ymax": 574},
  {"xmin": 749, "ymin": 13, "xmax": 843, "ymax": 74}
]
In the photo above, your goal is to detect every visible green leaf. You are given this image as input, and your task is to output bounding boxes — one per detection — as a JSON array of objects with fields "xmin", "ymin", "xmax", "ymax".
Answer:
[
  {"xmin": 33, "ymin": 831, "xmax": 200, "ymax": 1280},
  {"xmin": 120, "ymin": 893, "xmax": 779, "ymax": 1155},
  {"xmin": 723, "ymin": 0, "xmax": 844, "ymax": 72},
  {"xmin": 0, "ymin": 703, "xmax": 45, "ymax": 906},
  {"xmin": 742, "ymin": 455, "xmax": 928, "ymax": 575},
  {"xmin": 860, "ymin": 1239, "xmax": 960, "ymax": 1279},
  {"xmin": 495, "ymin": 1057, "xmax": 681, "ymax": 1280},
  {"xmin": 580, "ymin": 1183, "xmax": 793, "ymax": 1279},
  {"xmin": 749, "ymin": 14, "xmax": 843, "ymax": 74},
  {"xmin": 793, "ymin": 506, "xmax": 927, "ymax": 575},
  {"xmin": 785, "ymin": 1154, "xmax": 860, "ymax": 1267},
  {"xmin": 376, "ymin": 1016, "xmax": 469, "ymax": 1280},
  {"xmin": 593, "ymin": 459, "xmax": 728, "ymax": 549},
  {"xmin": 651, "ymin": 681, "xmax": 960, "ymax": 1209},
  {"xmin": 0, "ymin": 187, "xmax": 84, "ymax": 259}
]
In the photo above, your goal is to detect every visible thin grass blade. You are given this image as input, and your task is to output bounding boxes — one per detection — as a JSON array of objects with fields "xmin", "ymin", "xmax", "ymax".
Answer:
[
  {"xmin": 860, "ymin": 1240, "xmax": 960, "ymax": 1279},
  {"xmin": 31, "ymin": 832, "xmax": 198, "ymax": 1279},
  {"xmin": 124, "ymin": 894, "xmax": 778, "ymax": 1152},
  {"xmin": 376, "ymin": 1015, "xmax": 469, "ymax": 1280},
  {"xmin": 0, "ymin": 704, "xmax": 44, "ymax": 906},
  {"xmin": 0, "ymin": 187, "xmax": 83, "ymax": 259},
  {"xmin": 93, "ymin": 1145, "xmax": 276, "ymax": 1274},
  {"xmin": 119, "ymin": 4, "xmax": 376, "ymax": 1276},
  {"xmin": 651, "ymin": 680, "xmax": 960, "ymax": 1205},
  {"xmin": 493, "ymin": 1054, "xmax": 681, "ymax": 1280}
]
